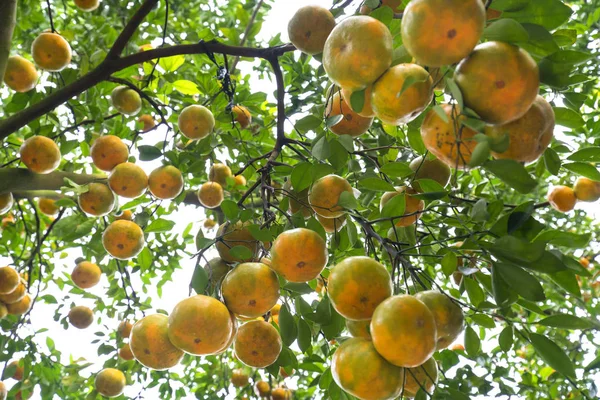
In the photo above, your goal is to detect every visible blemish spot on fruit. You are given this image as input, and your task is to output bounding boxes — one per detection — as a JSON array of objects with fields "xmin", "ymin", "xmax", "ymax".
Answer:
[
  {"xmin": 117, "ymin": 244, "xmax": 124, "ymax": 249},
  {"xmin": 144, "ymin": 349, "xmax": 150, "ymax": 355},
  {"xmin": 360, "ymin": 296, "xmax": 368, "ymax": 303},
  {"xmin": 447, "ymin": 29, "xmax": 457, "ymax": 39},
  {"xmin": 296, "ymin": 261, "xmax": 306, "ymax": 269},
  {"xmin": 249, "ymin": 299, "xmax": 256, "ymax": 306},
  {"xmin": 194, "ymin": 338, "xmax": 201, "ymax": 344},
  {"xmin": 495, "ymin": 80, "xmax": 505, "ymax": 89}
]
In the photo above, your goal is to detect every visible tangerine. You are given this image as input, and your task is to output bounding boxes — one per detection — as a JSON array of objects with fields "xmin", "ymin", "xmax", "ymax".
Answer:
[
  {"xmin": 168, "ymin": 295, "xmax": 234, "ymax": 355},
  {"xmin": 234, "ymin": 320, "xmax": 282, "ymax": 368},
  {"xmin": 346, "ymin": 319, "xmax": 371, "ymax": 339},
  {"xmin": 108, "ymin": 162, "xmax": 148, "ymax": 198},
  {"xmin": 328, "ymin": 256, "xmax": 392, "ymax": 320},
  {"xmin": 548, "ymin": 185, "xmax": 577, "ymax": 213},
  {"xmin": 74, "ymin": 0, "xmax": 100, "ymax": 11},
  {"xmin": 232, "ymin": 105, "xmax": 252, "ymax": 129},
  {"xmin": 115, "ymin": 209, "xmax": 133, "ymax": 221},
  {"xmin": 3, "ymin": 56, "xmax": 38, "ymax": 92},
  {"xmin": 148, "ymin": 165, "xmax": 184, "ymax": 199},
  {"xmin": 409, "ymin": 156, "xmax": 452, "ymax": 190},
  {"xmin": 203, "ymin": 257, "xmax": 231, "ymax": 292},
  {"xmin": 6, "ymin": 294, "xmax": 31, "ymax": 315},
  {"xmin": 326, "ymin": 91, "xmax": 373, "ymax": 137},
  {"xmin": 270, "ymin": 228, "xmax": 328, "ymax": 282},
  {"xmin": 216, "ymin": 221, "xmax": 260, "ymax": 263},
  {"xmin": 90, "ymin": 135, "xmax": 129, "ymax": 172},
  {"xmin": 415, "ymin": 290, "xmax": 464, "ymax": 350},
  {"xmin": 197, "ymin": 182, "xmax": 224, "ymax": 209},
  {"xmin": 178, "ymin": 105, "xmax": 215, "ymax": 139},
  {"xmin": 485, "ymin": 95, "xmax": 555, "ymax": 163},
  {"xmin": 78, "ymin": 182, "xmax": 115, "ymax": 216},
  {"xmin": 130, "ymin": 313, "xmax": 184, "ymax": 370},
  {"xmin": 138, "ymin": 114, "xmax": 155, "ymax": 132},
  {"xmin": 68, "ymin": 305, "xmax": 94, "ymax": 329},
  {"xmin": 221, "ymin": 262, "xmax": 280, "ymax": 318},
  {"xmin": 370, "ymin": 294, "xmax": 437, "ymax": 367},
  {"xmin": 118, "ymin": 343, "xmax": 134, "ymax": 361},
  {"xmin": 308, "ymin": 174, "xmax": 353, "ymax": 218},
  {"xmin": 102, "ymin": 220, "xmax": 145, "ymax": 260},
  {"xmin": 341, "ymin": 85, "xmax": 375, "ymax": 118},
  {"xmin": 95, "ymin": 368, "xmax": 126, "ymax": 398},
  {"xmin": 117, "ymin": 320, "xmax": 134, "ymax": 338},
  {"xmin": 38, "ymin": 198, "xmax": 59, "ymax": 216},
  {"xmin": 231, "ymin": 369, "xmax": 249, "ymax": 388},
  {"xmin": 455, "ymin": 41, "xmax": 539, "ymax": 125},
  {"xmin": 317, "ymin": 214, "xmax": 347, "ymax": 234},
  {"xmin": 380, "ymin": 186, "xmax": 425, "ymax": 227},
  {"xmin": 111, "ymin": 86, "xmax": 142, "ymax": 116},
  {"xmin": 7, "ymin": 360, "xmax": 24, "ymax": 380},
  {"xmin": 0, "ymin": 194, "xmax": 13, "ymax": 215},
  {"xmin": 20, "ymin": 135, "xmax": 61, "ymax": 174},
  {"xmin": 403, "ymin": 357, "xmax": 438, "ymax": 398},
  {"xmin": 401, "ymin": 0, "xmax": 485, "ymax": 67},
  {"xmin": 573, "ymin": 177, "xmax": 600, "ymax": 202},
  {"xmin": 255, "ymin": 381, "xmax": 270, "ymax": 397},
  {"xmin": 31, "ymin": 32, "xmax": 72, "ymax": 71},
  {"xmin": 0, "ymin": 282, "xmax": 26, "ymax": 304},
  {"xmin": 323, "ymin": 16, "xmax": 393, "ymax": 91},
  {"xmin": 332, "ymin": 337, "xmax": 404, "ymax": 400},
  {"xmin": 421, "ymin": 104, "xmax": 478, "ymax": 169},
  {"xmin": 371, "ymin": 63, "xmax": 433, "ymax": 126},
  {"xmin": 288, "ymin": 5, "xmax": 336, "ymax": 55},
  {"xmin": 283, "ymin": 180, "xmax": 312, "ymax": 219},
  {"xmin": 71, "ymin": 261, "xmax": 102, "ymax": 289},
  {"xmin": 0, "ymin": 266, "xmax": 20, "ymax": 294},
  {"xmin": 209, "ymin": 163, "xmax": 233, "ymax": 186}
]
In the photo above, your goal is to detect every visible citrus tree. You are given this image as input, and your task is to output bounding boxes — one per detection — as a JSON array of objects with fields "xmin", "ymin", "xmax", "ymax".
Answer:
[{"xmin": 1, "ymin": 0, "xmax": 600, "ymax": 399}]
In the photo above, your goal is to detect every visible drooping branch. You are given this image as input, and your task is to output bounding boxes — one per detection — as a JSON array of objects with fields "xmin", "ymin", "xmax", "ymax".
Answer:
[{"xmin": 0, "ymin": 0, "xmax": 18, "ymax": 87}]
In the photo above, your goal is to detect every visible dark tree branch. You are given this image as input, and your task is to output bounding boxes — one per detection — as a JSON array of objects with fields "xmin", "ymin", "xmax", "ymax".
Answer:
[
  {"xmin": 0, "ymin": 41, "xmax": 295, "ymax": 140},
  {"xmin": 0, "ymin": 168, "xmax": 107, "ymax": 194},
  {"xmin": 0, "ymin": 0, "xmax": 18, "ymax": 86},
  {"xmin": 106, "ymin": 0, "xmax": 159, "ymax": 60}
]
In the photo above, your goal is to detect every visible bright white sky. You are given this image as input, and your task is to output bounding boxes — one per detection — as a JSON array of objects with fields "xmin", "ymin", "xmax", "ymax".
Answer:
[{"xmin": 2, "ymin": 0, "xmax": 598, "ymax": 399}]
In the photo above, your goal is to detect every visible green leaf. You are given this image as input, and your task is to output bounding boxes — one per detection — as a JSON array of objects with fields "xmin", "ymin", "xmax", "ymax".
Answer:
[
  {"xmin": 337, "ymin": 191, "xmax": 358, "ymax": 210},
  {"xmin": 137, "ymin": 247, "xmax": 152, "ymax": 270},
  {"xmin": 441, "ymin": 252, "xmax": 458, "ymax": 277},
  {"xmin": 471, "ymin": 314, "xmax": 496, "ymax": 329},
  {"xmin": 537, "ymin": 314, "xmax": 596, "ymax": 330},
  {"xmin": 295, "ymin": 115, "xmax": 322, "ymax": 133},
  {"xmin": 546, "ymin": 50, "xmax": 593, "ymax": 65},
  {"xmin": 465, "ymin": 326, "xmax": 481, "ymax": 357},
  {"xmin": 568, "ymin": 147, "xmax": 600, "ymax": 162},
  {"xmin": 553, "ymin": 107, "xmax": 585, "ymax": 129},
  {"xmin": 585, "ymin": 356, "xmax": 600, "ymax": 372},
  {"xmin": 297, "ymin": 318, "xmax": 312, "ymax": 353},
  {"xmin": 228, "ymin": 246, "xmax": 254, "ymax": 260},
  {"xmin": 159, "ymin": 55, "xmax": 185, "ymax": 72},
  {"xmin": 499, "ymin": 326, "xmax": 513, "ymax": 352},
  {"xmin": 483, "ymin": 159, "xmax": 538, "ymax": 194},
  {"xmin": 496, "ymin": 263, "xmax": 545, "ymax": 302},
  {"xmin": 283, "ymin": 282, "xmax": 314, "ymax": 295},
  {"xmin": 380, "ymin": 193, "xmax": 405, "ymax": 219},
  {"xmin": 279, "ymin": 304, "xmax": 298, "ymax": 347},
  {"xmin": 220, "ymin": 200, "xmax": 240, "ymax": 221},
  {"xmin": 357, "ymin": 177, "xmax": 396, "ymax": 192},
  {"xmin": 533, "ymin": 229, "xmax": 591, "ymax": 249},
  {"xmin": 137, "ymin": 145, "xmax": 163, "ymax": 161},
  {"xmin": 290, "ymin": 162, "xmax": 313, "ymax": 192},
  {"xmin": 464, "ymin": 278, "xmax": 485, "ymax": 307},
  {"xmin": 446, "ymin": 78, "xmax": 463, "ymax": 110},
  {"xmin": 483, "ymin": 19, "xmax": 529, "ymax": 43},
  {"xmin": 349, "ymin": 89, "xmax": 366, "ymax": 114},
  {"xmin": 191, "ymin": 263, "xmax": 208, "ymax": 294},
  {"xmin": 326, "ymin": 115, "xmax": 343, "ymax": 128},
  {"xmin": 543, "ymin": 148, "xmax": 561, "ymax": 175},
  {"xmin": 172, "ymin": 80, "xmax": 201, "ymax": 95},
  {"xmin": 529, "ymin": 333, "xmax": 576, "ymax": 378},
  {"xmin": 562, "ymin": 162, "xmax": 600, "ymax": 181},
  {"xmin": 489, "ymin": 236, "xmax": 545, "ymax": 265},
  {"xmin": 380, "ymin": 162, "xmax": 413, "ymax": 178},
  {"xmin": 312, "ymin": 135, "xmax": 331, "ymax": 161},
  {"xmin": 408, "ymin": 128, "xmax": 426, "ymax": 155},
  {"xmin": 493, "ymin": 0, "xmax": 573, "ymax": 30},
  {"xmin": 492, "ymin": 264, "xmax": 517, "ymax": 307},
  {"xmin": 145, "ymin": 218, "xmax": 175, "ymax": 233}
]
